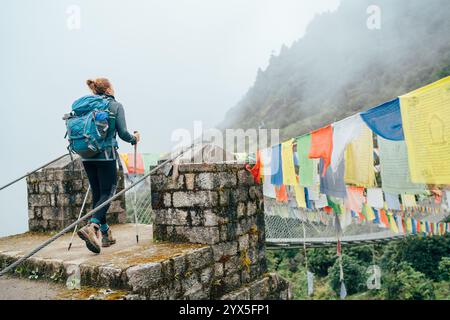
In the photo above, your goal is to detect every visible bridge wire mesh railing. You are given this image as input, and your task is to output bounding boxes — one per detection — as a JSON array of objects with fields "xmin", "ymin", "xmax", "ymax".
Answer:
[
  {"xmin": 124, "ymin": 173, "xmax": 152, "ymax": 225},
  {"xmin": 264, "ymin": 192, "xmax": 450, "ymax": 247}
]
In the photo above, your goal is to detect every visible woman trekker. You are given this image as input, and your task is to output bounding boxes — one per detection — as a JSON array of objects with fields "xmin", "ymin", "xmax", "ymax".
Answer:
[{"xmin": 77, "ymin": 78, "xmax": 140, "ymax": 254}]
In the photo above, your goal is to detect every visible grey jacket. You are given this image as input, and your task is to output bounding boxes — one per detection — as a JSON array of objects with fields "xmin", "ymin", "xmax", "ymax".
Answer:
[{"xmin": 82, "ymin": 95, "xmax": 137, "ymax": 161}]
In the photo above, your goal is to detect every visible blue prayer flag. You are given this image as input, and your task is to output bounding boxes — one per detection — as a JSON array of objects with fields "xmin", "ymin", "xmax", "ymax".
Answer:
[
  {"xmin": 360, "ymin": 98, "xmax": 404, "ymax": 141},
  {"xmin": 270, "ymin": 144, "xmax": 283, "ymax": 186}
]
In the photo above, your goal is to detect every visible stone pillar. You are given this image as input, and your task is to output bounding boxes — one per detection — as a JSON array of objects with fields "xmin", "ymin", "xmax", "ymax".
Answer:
[
  {"xmin": 151, "ymin": 163, "xmax": 267, "ymax": 296},
  {"xmin": 27, "ymin": 155, "xmax": 126, "ymax": 232}
]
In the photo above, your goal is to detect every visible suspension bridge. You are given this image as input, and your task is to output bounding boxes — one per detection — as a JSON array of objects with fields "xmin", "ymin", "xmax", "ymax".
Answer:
[{"xmin": 1, "ymin": 152, "xmax": 448, "ymax": 254}]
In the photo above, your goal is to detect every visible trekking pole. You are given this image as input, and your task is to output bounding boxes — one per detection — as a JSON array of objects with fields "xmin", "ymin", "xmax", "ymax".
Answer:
[
  {"xmin": 133, "ymin": 132, "xmax": 139, "ymax": 244},
  {"xmin": 0, "ymin": 153, "xmax": 69, "ymax": 192},
  {"xmin": 67, "ymin": 185, "xmax": 91, "ymax": 251},
  {"xmin": 0, "ymin": 142, "xmax": 195, "ymax": 277}
]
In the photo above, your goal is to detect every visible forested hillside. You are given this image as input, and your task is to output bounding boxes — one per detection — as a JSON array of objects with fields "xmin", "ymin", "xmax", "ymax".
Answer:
[
  {"xmin": 220, "ymin": 0, "xmax": 450, "ymax": 140},
  {"xmin": 267, "ymin": 235, "xmax": 450, "ymax": 300}
]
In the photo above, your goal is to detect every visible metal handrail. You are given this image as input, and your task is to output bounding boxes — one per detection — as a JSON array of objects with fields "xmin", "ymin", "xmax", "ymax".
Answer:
[
  {"xmin": 0, "ymin": 153, "xmax": 69, "ymax": 192},
  {"xmin": 0, "ymin": 145, "xmax": 194, "ymax": 277}
]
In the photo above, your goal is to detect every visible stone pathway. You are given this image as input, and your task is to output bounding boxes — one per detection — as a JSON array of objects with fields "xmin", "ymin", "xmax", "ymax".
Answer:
[
  {"xmin": 0, "ymin": 224, "xmax": 212, "ymax": 299},
  {"xmin": 0, "ymin": 275, "xmax": 64, "ymax": 300}
]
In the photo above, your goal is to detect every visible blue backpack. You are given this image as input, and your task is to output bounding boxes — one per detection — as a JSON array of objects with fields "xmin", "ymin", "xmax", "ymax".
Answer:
[{"xmin": 64, "ymin": 95, "xmax": 117, "ymax": 158}]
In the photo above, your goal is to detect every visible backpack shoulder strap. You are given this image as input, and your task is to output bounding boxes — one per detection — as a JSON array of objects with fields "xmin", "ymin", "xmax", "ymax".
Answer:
[{"xmin": 101, "ymin": 96, "xmax": 117, "ymax": 139}]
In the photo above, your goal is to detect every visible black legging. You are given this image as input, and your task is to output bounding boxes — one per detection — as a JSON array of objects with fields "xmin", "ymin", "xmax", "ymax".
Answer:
[{"xmin": 82, "ymin": 160, "xmax": 117, "ymax": 228}]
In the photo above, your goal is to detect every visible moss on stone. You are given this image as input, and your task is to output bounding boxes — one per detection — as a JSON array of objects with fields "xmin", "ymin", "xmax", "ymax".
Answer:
[{"xmin": 240, "ymin": 250, "xmax": 251, "ymax": 272}]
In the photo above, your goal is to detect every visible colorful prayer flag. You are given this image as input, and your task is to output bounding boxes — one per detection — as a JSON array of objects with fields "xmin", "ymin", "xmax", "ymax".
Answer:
[
  {"xmin": 320, "ymin": 158, "xmax": 347, "ymax": 198},
  {"xmin": 281, "ymin": 139, "xmax": 297, "ymax": 186},
  {"xmin": 327, "ymin": 196, "xmax": 343, "ymax": 215},
  {"xmin": 363, "ymin": 203, "xmax": 376, "ymax": 221},
  {"xmin": 345, "ymin": 186, "xmax": 365, "ymax": 216},
  {"xmin": 406, "ymin": 218, "xmax": 413, "ymax": 234},
  {"xmin": 275, "ymin": 185, "xmax": 288, "ymax": 203},
  {"xmin": 378, "ymin": 137, "xmax": 426, "ymax": 194},
  {"xmin": 126, "ymin": 152, "xmax": 144, "ymax": 174},
  {"xmin": 296, "ymin": 134, "xmax": 315, "ymax": 186},
  {"xmin": 388, "ymin": 212, "xmax": 399, "ymax": 233},
  {"xmin": 384, "ymin": 192, "xmax": 401, "ymax": 211},
  {"xmin": 308, "ymin": 125, "xmax": 333, "ymax": 177},
  {"xmin": 367, "ymin": 188, "xmax": 384, "ymax": 209},
  {"xmin": 331, "ymin": 114, "xmax": 364, "ymax": 172},
  {"xmin": 245, "ymin": 150, "xmax": 262, "ymax": 184},
  {"xmin": 360, "ymin": 98, "xmax": 405, "ymax": 141},
  {"xmin": 261, "ymin": 148, "xmax": 276, "ymax": 198},
  {"xmin": 399, "ymin": 76, "xmax": 450, "ymax": 184},
  {"xmin": 379, "ymin": 209, "xmax": 390, "ymax": 228},
  {"xmin": 401, "ymin": 194, "xmax": 417, "ymax": 208},
  {"xmin": 270, "ymin": 144, "xmax": 283, "ymax": 186},
  {"xmin": 293, "ymin": 185, "xmax": 307, "ymax": 208},
  {"xmin": 344, "ymin": 125, "xmax": 376, "ymax": 187}
]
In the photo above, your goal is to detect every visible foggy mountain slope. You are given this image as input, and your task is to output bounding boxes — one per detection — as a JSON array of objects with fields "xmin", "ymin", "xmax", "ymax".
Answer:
[{"xmin": 220, "ymin": 0, "xmax": 450, "ymax": 141}]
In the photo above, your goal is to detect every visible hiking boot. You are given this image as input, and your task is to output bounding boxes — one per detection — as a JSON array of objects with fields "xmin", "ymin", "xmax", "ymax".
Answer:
[
  {"xmin": 102, "ymin": 229, "xmax": 116, "ymax": 248},
  {"xmin": 77, "ymin": 223, "xmax": 101, "ymax": 254}
]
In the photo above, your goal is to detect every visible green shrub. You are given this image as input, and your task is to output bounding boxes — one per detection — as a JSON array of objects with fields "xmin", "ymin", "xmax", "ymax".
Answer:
[
  {"xmin": 307, "ymin": 248, "xmax": 336, "ymax": 277},
  {"xmin": 380, "ymin": 237, "xmax": 450, "ymax": 281},
  {"xmin": 346, "ymin": 245, "xmax": 377, "ymax": 267},
  {"xmin": 381, "ymin": 262, "xmax": 435, "ymax": 300},
  {"xmin": 266, "ymin": 249, "xmax": 303, "ymax": 273},
  {"xmin": 277, "ymin": 267, "xmax": 309, "ymax": 300},
  {"xmin": 438, "ymin": 257, "xmax": 450, "ymax": 281},
  {"xmin": 434, "ymin": 281, "xmax": 450, "ymax": 300},
  {"xmin": 328, "ymin": 255, "xmax": 367, "ymax": 296}
]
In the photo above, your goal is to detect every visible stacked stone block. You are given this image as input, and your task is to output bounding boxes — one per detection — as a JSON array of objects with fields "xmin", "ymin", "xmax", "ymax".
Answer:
[
  {"xmin": 151, "ymin": 163, "xmax": 268, "ymax": 298},
  {"xmin": 124, "ymin": 246, "xmax": 214, "ymax": 299},
  {"xmin": 26, "ymin": 156, "xmax": 126, "ymax": 232}
]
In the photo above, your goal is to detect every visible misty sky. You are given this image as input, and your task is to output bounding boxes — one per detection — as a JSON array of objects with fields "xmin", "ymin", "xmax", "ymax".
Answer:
[{"xmin": 0, "ymin": 0, "xmax": 340, "ymax": 236}]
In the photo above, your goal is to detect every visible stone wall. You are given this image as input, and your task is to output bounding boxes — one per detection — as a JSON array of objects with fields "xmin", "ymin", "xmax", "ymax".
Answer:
[
  {"xmin": 124, "ymin": 246, "xmax": 215, "ymax": 299},
  {"xmin": 26, "ymin": 155, "xmax": 126, "ymax": 232},
  {"xmin": 19, "ymin": 159, "xmax": 292, "ymax": 300},
  {"xmin": 151, "ymin": 162, "xmax": 290, "ymax": 299},
  {"xmin": 220, "ymin": 273, "xmax": 292, "ymax": 300}
]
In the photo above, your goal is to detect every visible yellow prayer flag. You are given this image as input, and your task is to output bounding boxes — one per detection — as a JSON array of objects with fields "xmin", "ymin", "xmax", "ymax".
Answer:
[
  {"xmin": 406, "ymin": 218, "xmax": 413, "ymax": 234},
  {"xmin": 399, "ymin": 76, "xmax": 450, "ymax": 184},
  {"xmin": 120, "ymin": 153, "xmax": 129, "ymax": 167},
  {"xmin": 364, "ymin": 203, "xmax": 376, "ymax": 221},
  {"xmin": 293, "ymin": 185, "xmax": 307, "ymax": 208},
  {"xmin": 344, "ymin": 125, "xmax": 376, "ymax": 187},
  {"xmin": 282, "ymin": 139, "xmax": 297, "ymax": 186},
  {"xmin": 388, "ymin": 212, "xmax": 399, "ymax": 233},
  {"xmin": 401, "ymin": 194, "xmax": 417, "ymax": 208}
]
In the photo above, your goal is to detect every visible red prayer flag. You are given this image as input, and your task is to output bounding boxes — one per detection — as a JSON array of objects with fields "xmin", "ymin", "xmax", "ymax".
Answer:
[
  {"xmin": 275, "ymin": 185, "xmax": 288, "ymax": 203},
  {"xmin": 379, "ymin": 209, "xmax": 390, "ymax": 228},
  {"xmin": 357, "ymin": 211, "xmax": 366, "ymax": 222},
  {"xmin": 127, "ymin": 152, "xmax": 144, "ymax": 174},
  {"xmin": 245, "ymin": 150, "xmax": 262, "ymax": 184},
  {"xmin": 308, "ymin": 125, "xmax": 333, "ymax": 176},
  {"xmin": 324, "ymin": 206, "xmax": 333, "ymax": 214}
]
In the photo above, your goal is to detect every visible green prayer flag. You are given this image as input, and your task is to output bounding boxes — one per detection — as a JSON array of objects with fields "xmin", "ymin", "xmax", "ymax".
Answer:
[
  {"xmin": 296, "ymin": 134, "xmax": 315, "ymax": 186},
  {"xmin": 142, "ymin": 153, "xmax": 160, "ymax": 174},
  {"xmin": 378, "ymin": 137, "xmax": 426, "ymax": 194},
  {"xmin": 327, "ymin": 196, "xmax": 343, "ymax": 215}
]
